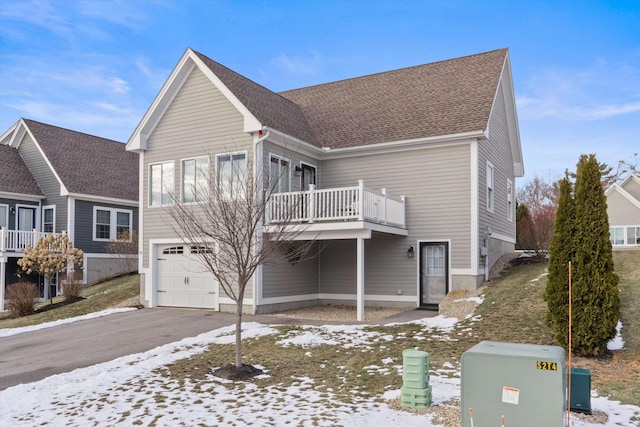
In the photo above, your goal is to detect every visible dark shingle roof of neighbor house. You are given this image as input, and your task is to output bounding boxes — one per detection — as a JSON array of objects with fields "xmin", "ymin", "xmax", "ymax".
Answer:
[
  {"xmin": 23, "ymin": 119, "xmax": 138, "ymax": 201},
  {"xmin": 194, "ymin": 48, "xmax": 508, "ymax": 149},
  {"xmin": 0, "ymin": 144, "xmax": 44, "ymax": 196}
]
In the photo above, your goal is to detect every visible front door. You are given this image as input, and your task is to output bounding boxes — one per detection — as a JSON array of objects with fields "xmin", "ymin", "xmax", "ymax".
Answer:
[
  {"xmin": 17, "ymin": 207, "xmax": 36, "ymax": 231},
  {"xmin": 301, "ymin": 163, "xmax": 316, "ymax": 190},
  {"xmin": 419, "ymin": 242, "xmax": 449, "ymax": 308}
]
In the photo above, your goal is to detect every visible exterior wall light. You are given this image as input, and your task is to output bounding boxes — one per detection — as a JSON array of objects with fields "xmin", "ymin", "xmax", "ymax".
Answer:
[{"xmin": 407, "ymin": 245, "xmax": 414, "ymax": 258}]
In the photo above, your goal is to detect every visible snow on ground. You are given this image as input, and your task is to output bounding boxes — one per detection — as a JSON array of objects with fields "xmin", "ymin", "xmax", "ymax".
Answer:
[
  {"xmin": 0, "ymin": 307, "xmax": 138, "ymax": 338},
  {"xmin": 0, "ymin": 315, "xmax": 638, "ymax": 426},
  {"xmin": 607, "ymin": 321, "xmax": 625, "ymax": 351}
]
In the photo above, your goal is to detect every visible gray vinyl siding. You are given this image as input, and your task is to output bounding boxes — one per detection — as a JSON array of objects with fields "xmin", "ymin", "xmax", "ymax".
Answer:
[
  {"xmin": 0, "ymin": 198, "xmax": 39, "ymax": 230},
  {"xmin": 478, "ymin": 81, "xmax": 517, "ymax": 266},
  {"xmin": 74, "ymin": 199, "xmax": 139, "ymax": 253},
  {"xmin": 141, "ymin": 66, "xmax": 254, "ymax": 294},
  {"xmin": 622, "ymin": 178, "xmax": 640, "ymax": 201},
  {"xmin": 262, "ymin": 243, "xmax": 320, "ymax": 298},
  {"xmin": 318, "ymin": 143, "xmax": 471, "ymax": 296},
  {"xmin": 16, "ymin": 133, "xmax": 67, "ymax": 232},
  {"xmin": 607, "ymin": 191, "xmax": 640, "ymax": 226}
]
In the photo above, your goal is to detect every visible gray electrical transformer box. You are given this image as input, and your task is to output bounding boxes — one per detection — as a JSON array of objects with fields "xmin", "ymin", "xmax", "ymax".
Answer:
[{"xmin": 461, "ymin": 341, "xmax": 566, "ymax": 427}]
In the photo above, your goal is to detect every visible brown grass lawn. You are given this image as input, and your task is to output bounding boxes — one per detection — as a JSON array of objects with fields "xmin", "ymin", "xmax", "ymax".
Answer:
[
  {"xmin": 165, "ymin": 250, "xmax": 640, "ymax": 408},
  {"xmin": 0, "ymin": 274, "xmax": 140, "ymax": 329}
]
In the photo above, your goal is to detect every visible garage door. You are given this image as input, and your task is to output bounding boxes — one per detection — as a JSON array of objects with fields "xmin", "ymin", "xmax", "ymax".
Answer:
[{"xmin": 157, "ymin": 244, "xmax": 219, "ymax": 309}]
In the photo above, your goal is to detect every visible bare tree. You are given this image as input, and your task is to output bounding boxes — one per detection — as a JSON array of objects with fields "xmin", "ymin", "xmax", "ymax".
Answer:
[
  {"xmin": 601, "ymin": 153, "xmax": 638, "ymax": 187},
  {"xmin": 105, "ymin": 230, "xmax": 139, "ymax": 276},
  {"xmin": 166, "ymin": 151, "xmax": 315, "ymax": 370},
  {"xmin": 516, "ymin": 175, "xmax": 561, "ymax": 256}
]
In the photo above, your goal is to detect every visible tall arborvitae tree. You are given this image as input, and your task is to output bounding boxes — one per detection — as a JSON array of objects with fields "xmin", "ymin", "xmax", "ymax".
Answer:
[
  {"xmin": 544, "ymin": 176, "xmax": 574, "ymax": 347},
  {"xmin": 572, "ymin": 154, "xmax": 620, "ymax": 356}
]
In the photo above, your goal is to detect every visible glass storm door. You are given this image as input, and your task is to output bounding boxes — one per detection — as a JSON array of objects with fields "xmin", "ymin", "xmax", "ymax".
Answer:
[
  {"xmin": 301, "ymin": 164, "xmax": 316, "ymax": 190},
  {"xmin": 17, "ymin": 207, "xmax": 36, "ymax": 231},
  {"xmin": 420, "ymin": 242, "xmax": 449, "ymax": 307}
]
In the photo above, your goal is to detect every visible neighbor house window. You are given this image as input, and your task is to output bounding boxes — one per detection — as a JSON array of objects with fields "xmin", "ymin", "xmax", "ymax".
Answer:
[
  {"xmin": 217, "ymin": 153, "xmax": 246, "ymax": 199},
  {"xmin": 269, "ymin": 154, "xmax": 290, "ymax": 193},
  {"xmin": 93, "ymin": 207, "xmax": 133, "ymax": 241},
  {"xmin": 43, "ymin": 206, "xmax": 55, "ymax": 233},
  {"xmin": 610, "ymin": 226, "xmax": 640, "ymax": 246},
  {"xmin": 0, "ymin": 204, "xmax": 7, "ymax": 228},
  {"xmin": 182, "ymin": 157, "xmax": 209, "ymax": 203},
  {"xmin": 149, "ymin": 161, "xmax": 175, "ymax": 206},
  {"xmin": 506, "ymin": 179, "xmax": 513, "ymax": 222},
  {"xmin": 486, "ymin": 161, "xmax": 494, "ymax": 212}
]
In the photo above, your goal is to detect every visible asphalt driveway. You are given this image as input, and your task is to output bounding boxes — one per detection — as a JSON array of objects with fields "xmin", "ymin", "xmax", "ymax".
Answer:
[{"xmin": 0, "ymin": 308, "xmax": 238, "ymax": 390}]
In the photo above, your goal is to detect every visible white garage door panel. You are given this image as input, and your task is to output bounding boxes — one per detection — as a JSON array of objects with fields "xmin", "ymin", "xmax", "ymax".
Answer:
[{"xmin": 157, "ymin": 245, "xmax": 219, "ymax": 310}]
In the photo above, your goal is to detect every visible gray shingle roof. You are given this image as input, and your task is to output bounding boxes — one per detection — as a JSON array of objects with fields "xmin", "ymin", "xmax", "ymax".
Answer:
[
  {"xmin": 193, "ymin": 51, "xmax": 319, "ymax": 146},
  {"xmin": 0, "ymin": 144, "xmax": 44, "ymax": 196},
  {"xmin": 194, "ymin": 48, "xmax": 507, "ymax": 149},
  {"xmin": 24, "ymin": 120, "xmax": 138, "ymax": 201}
]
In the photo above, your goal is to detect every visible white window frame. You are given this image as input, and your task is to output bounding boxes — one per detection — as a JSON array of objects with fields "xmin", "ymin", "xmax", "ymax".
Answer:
[
  {"xmin": 149, "ymin": 161, "xmax": 175, "ymax": 207},
  {"xmin": 486, "ymin": 161, "xmax": 494, "ymax": 212},
  {"xmin": 269, "ymin": 153, "xmax": 291, "ymax": 194},
  {"xmin": 93, "ymin": 206, "xmax": 133, "ymax": 242},
  {"xmin": 42, "ymin": 205, "xmax": 56, "ymax": 233},
  {"xmin": 610, "ymin": 225, "xmax": 640, "ymax": 246},
  {"xmin": 181, "ymin": 156, "xmax": 210, "ymax": 204},
  {"xmin": 506, "ymin": 179, "xmax": 513, "ymax": 222},
  {"xmin": 216, "ymin": 151, "xmax": 247, "ymax": 199},
  {"xmin": 0, "ymin": 204, "xmax": 8, "ymax": 229}
]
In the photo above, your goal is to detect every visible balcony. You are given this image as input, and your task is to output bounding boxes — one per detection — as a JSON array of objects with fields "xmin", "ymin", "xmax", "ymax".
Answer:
[
  {"xmin": 0, "ymin": 228, "xmax": 60, "ymax": 253},
  {"xmin": 265, "ymin": 180, "xmax": 407, "ymax": 239}
]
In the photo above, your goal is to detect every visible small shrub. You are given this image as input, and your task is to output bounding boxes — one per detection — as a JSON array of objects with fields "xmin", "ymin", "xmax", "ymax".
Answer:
[
  {"xmin": 5, "ymin": 281, "xmax": 39, "ymax": 318},
  {"xmin": 60, "ymin": 270, "xmax": 84, "ymax": 302}
]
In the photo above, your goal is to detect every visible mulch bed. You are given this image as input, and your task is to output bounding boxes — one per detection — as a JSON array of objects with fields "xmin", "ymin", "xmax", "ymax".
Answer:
[{"xmin": 213, "ymin": 364, "xmax": 264, "ymax": 381}]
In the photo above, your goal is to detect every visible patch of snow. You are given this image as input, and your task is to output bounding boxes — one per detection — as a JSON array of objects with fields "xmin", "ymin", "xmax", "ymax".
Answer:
[
  {"xmin": 454, "ymin": 296, "xmax": 485, "ymax": 304},
  {"xmin": 607, "ymin": 321, "xmax": 625, "ymax": 351},
  {"xmin": 0, "ymin": 307, "xmax": 138, "ymax": 338}
]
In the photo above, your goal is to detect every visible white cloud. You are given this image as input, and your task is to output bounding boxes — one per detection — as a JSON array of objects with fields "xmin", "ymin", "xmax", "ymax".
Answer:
[
  {"xmin": 517, "ymin": 57, "xmax": 640, "ymax": 121},
  {"xmin": 270, "ymin": 50, "xmax": 325, "ymax": 75}
]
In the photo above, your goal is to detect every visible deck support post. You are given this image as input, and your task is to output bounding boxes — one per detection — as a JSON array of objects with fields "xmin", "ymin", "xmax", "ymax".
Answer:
[
  {"xmin": 0, "ymin": 259, "xmax": 5, "ymax": 311},
  {"xmin": 356, "ymin": 236, "xmax": 365, "ymax": 322}
]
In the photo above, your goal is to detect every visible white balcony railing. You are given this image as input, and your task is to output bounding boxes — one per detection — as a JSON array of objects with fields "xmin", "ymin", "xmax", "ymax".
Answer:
[
  {"xmin": 267, "ymin": 180, "xmax": 406, "ymax": 228},
  {"xmin": 0, "ymin": 228, "xmax": 59, "ymax": 252}
]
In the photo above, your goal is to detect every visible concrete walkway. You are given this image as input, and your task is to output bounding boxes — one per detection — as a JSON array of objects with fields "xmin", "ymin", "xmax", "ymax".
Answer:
[{"xmin": 0, "ymin": 307, "xmax": 436, "ymax": 390}]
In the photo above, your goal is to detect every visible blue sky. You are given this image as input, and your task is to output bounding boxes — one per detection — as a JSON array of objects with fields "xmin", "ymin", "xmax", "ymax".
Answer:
[{"xmin": 1, "ymin": 0, "xmax": 638, "ymax": 185}]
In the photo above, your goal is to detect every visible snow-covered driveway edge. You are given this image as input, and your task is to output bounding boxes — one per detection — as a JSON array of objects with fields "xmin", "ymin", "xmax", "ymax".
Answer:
[{"xmin": 0, "ymin": 307, "xmax": 138, "ymax": 338}]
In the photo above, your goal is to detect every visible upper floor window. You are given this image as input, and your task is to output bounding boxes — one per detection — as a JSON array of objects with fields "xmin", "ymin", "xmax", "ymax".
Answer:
[
  {"xmin": 43, "ymin": 206, "xmax": 55, "ymax": 233},
  {"xmin": 217, "ymin": 153, "xmax": 246, "ymax": 199},
  {"xmin": 94, "ymin": 207, "xmax": 132, "ymax": 241},
  {"xmin": 506, "ymin": 179, "xmax": 513, "ymax": 222},
  {"xmin": 0, "ymin": 204, "xmax": 8, "ymax": 228},
  {"xmin": 182, "ymin": 157, "xmax": 209, "ymax": 203},
  {"xmin": 150, "ymin": 162, "xmax": 174, "ymax": 206},
  {"xmin": 269, "ymin": 154, "xmax": 290, "ymax": 193},
  {"xmin": 486, "ymin": 161, "xmax": 494, "ymax": 212}
]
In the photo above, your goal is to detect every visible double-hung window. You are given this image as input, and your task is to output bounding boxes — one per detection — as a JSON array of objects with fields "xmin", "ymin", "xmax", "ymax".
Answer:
[
  {"xmin": 182, "ymin": 157, "xmax": 209, "ymax": 203},
  {"xmin": 486, "ymin": 161, "xmax": 495, "ymax": 212},
  {"xmin": 93, "ymin": 207, "xmax": 133, "ymax": 241},
  {"xmin": 43, "ymin": 206, "xmax": 55, "ymax": 233},
  {"xmin": 150, "ymin": 162, "xmax": 175, "ymax": 206},
  {"xmin": 217, "ymin": 153, "xmax": 246, "ymax": 199},
  {"xmin": 269, "ymin": 154, "xmax": 290, "ymax": 193}
]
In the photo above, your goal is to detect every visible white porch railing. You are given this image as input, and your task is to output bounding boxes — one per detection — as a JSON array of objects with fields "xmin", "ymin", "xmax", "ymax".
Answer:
[
  {"xmin": 267, "ymin": 180, "xmax": 406, "ymax": 228},
  {"xmin": 0, "ymin": 228, "xmax": 59, "ymax": 252}
]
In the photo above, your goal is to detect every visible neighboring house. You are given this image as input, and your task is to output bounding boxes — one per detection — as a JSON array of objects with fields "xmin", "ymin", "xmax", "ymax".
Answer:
[
  {"xmin": 127, "ymin": 47, "xmax": 523, "ymax": 320},
  {"xmin": 606, "ymin": 173, "xmax": 640, "ymax": 249},
  {"xmin": 1, "ymin": 119, "xmax": 139, "ymax": 310}
]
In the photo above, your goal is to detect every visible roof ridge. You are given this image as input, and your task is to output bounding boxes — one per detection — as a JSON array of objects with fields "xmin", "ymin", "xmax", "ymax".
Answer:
[
  {"xmin": 22, "ymin": 118, "xmax": 125, "ymax": 145},
  {"xmin": 280, "ymin": 48, "xmax": 508, "ymax": 95}
]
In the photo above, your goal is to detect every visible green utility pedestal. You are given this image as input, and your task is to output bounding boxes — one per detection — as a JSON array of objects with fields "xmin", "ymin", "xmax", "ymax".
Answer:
[
  {"xmin": 401, "ymin": 349, "xmax": 431, "ymax": 408},
  {"xmin": 570, "ymin": 368, "xmax": 591, "ymax": 413}
]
